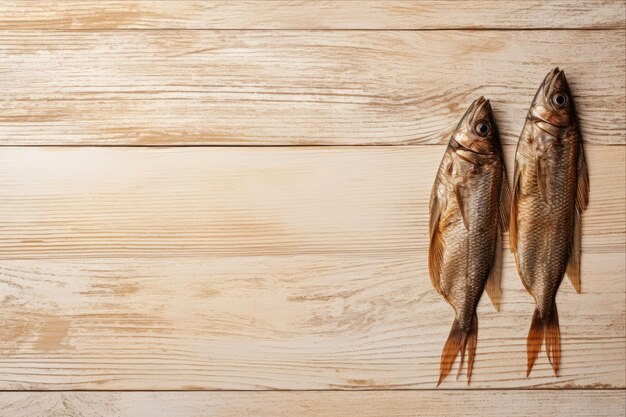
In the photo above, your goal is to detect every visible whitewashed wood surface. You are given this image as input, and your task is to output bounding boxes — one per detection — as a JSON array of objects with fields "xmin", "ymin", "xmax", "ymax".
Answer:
[
  {"xmin": 1, "ymin": 391, "xmax": 624, "ymax": 417},
  {"xmin": 0, "ymin": 147, "xmax": 621, "ymax": 258},
  {"xmin": 1, "ymin": 30, "xmax": 623, "ymax": 145},
  {"xmin": 0, "ymin": 1, "xmax": 623, "ymax": 29},
  {"xmin": 0, "ymin": 1, "xmax": 624, "ymax": 416}
]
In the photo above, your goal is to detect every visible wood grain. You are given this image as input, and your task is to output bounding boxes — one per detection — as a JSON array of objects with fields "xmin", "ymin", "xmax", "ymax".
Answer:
[
  {"xmin": 0, "ymin": 253, "xmax": 623, "ymax": 390},
  {"xmin": 0, "ymin": 146, "xmax": 623, "ymax": 389},
  {"xmin": 1, "ymin": 30, "xmax": 624, "ymax": 145},
  {"xmin": 1, "ymin": 391, "xmax": 625, "ymax": 417},
  {"xmin": 1, "ymin": 1, "xmax": 625, "ymax": 411},
  {"xmin": 0, "ymin": 1, "xmax": 623, "ymax": 30},
  {"xmin": 0, "ymin": 146, "xmax": 622, "ymax": 259}
]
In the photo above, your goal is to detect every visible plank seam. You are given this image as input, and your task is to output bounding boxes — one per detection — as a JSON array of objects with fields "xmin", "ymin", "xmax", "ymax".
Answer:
[
  {"xmin": 0, "ymin": 388, "xmax": 622, "ymax": 392},
  {"xmin": 1, "ymin": 28, "xmax": 623, "ymax": 31}
]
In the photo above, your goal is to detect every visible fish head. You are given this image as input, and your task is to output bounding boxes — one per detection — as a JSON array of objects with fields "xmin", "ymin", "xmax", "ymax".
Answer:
[
  {"xmin": 452, "ymin": 96, "xmax": 499, "ymax": 155},
  {"xmin": 529, "ymin": 67, "xmax": 575, "ymax": 127}
]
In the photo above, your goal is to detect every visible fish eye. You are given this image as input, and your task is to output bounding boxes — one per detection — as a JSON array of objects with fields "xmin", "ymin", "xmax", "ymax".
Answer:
[
  {"xmin": 474, "ymin": 121, "xmax": 491, "ymax": 137},
  {"xmin": 551, "ymin": 91, "xmax": 568, "ymax": 108}
]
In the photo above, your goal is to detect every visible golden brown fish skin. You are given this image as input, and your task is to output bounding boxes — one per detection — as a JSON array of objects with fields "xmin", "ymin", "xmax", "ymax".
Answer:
[
  {"xmin": 510, "ymin": 68, "xmax": 589, "ymax": 376},
  {"xmin": 429, "ymin": 97, "xmax": 509, "ymax": 386}
]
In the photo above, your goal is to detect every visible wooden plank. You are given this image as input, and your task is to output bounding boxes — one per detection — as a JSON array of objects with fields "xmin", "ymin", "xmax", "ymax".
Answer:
[
  {"xmin": 0, "ymin": 146, "xmax": 623, "ymax": 389},
  {"xmin": 1, "ymin": 30, "xmax": 623, "ymax": 146},
  {"xmin": 0, "ymin": 253, "xmax": 623, "ymax": 390},
  {"xmin": 1, "ymin": 391, "xmax": 625, "ymax": 417},
  {"xmin": 0, "ymin": 1, "xmax": 623, "ymax": 30},
  {"xmin": 0, "ymin": 146, "xmax": 622, "ymax": 259}
]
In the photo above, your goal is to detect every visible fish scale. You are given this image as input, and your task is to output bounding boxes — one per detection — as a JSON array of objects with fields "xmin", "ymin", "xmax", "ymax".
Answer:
[
  {"xmin": 429, "ymin": 96, "xmax": 509, "ymax": 386},
  {"xmin": 510, "ymin": 68, "xmax": 589, "ymax": 377}
]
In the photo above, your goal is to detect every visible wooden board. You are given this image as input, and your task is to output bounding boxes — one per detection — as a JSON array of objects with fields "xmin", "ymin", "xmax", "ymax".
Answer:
[
  {"xmin": 0, "ymin": 146, "xmax": 622, "ymax": 259},
  {"xmin": 1, "ymin": 0, "xmax": 625, "ymax": 413},
  {"xmin": 1, "ymin": 391, "xmax": 625, "ymax": 417},
  {"xmin": 1, "ymin": 1, "xmax": 623, "ymax": 30},
  {"xmin": 1, "ymin": 30, "xmax": 624, "ymax": 146},
  {"xmin": 0, "ymin": 253, "xmax": 623, "ymax": 390},
  {"xmin": 0, "ymin": 146, "xmax": 623, "ymax": 389}
]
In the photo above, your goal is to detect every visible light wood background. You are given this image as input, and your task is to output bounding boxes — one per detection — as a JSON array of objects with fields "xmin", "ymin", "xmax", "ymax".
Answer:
[{"xmin": 0, "ymin": 1, "xmax": 624, "ymax": 416}]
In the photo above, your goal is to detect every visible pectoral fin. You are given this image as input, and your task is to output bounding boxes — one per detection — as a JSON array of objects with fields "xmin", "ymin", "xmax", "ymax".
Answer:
[
  {"xmin": 536, "ymin": 158, "xmax": 551, "ymax": 203},
  {"xmin": 454, "ymin": 184, "xmax": 469, "ymax": 231}
]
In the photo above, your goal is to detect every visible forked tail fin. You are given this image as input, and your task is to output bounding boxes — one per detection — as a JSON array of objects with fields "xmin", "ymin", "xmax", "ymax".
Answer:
[
  {"xmin": 437, "ymin": 313, "xmax": 478, "ymax": 386},
  {"xmin": 526, "ymin": 302, "xmax": 560, "ymax": 377}
]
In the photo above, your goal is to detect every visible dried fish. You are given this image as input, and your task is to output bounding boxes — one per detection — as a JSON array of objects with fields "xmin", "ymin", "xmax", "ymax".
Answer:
[
  {"xmin": 429, "ymin": 97, "xmax": 509, "ymax": 385},
  {"xmin": 510, "ymin": 68, "xmax": 589, "ymax": 376}
]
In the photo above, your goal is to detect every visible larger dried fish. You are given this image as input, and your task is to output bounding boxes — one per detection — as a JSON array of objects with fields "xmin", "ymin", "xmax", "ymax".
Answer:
[
  {"xmin": 510, "ymin": 68, "xmax": 589, "ymax": 376},
  {"xmin": 429, "ymin": 97, "xmax": 509, "ymax": 386}
]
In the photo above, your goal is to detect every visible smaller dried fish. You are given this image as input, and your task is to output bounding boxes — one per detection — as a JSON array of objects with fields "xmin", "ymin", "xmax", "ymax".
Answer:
[
  {"xmin": 429, "ymin": 97, "xmax": 509, "ymax": 386},
  {"xmin": 510, "ymin": 68, "xmax": 589, "ymax": 376}
]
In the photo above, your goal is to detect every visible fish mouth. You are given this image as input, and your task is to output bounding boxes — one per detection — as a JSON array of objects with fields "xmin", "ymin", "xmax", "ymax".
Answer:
[
  {"xmin": 542, "ymin": 67, "xmax": 565, "ymax": 97},
  {"xmin": 454, "ymin": 96, "xmax": 492, "ymax": 138},
  {"xmin": 528, "ymin": 67, "xmax": 569, "ymax": 128},
  {"xmin": 450, "ymin": 96, "xmax": 497, "ymax": 157},
  {"xmin": 467, "ymin": 96, "xmax": 491, "ymax": 121}
]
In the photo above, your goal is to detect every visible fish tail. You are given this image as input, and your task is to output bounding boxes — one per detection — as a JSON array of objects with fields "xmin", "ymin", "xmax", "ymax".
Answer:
[
  {"xmin": 437, "ymin": 313, "xmax": 478, "ymax": 386},
  {"xmin": 466, "ymin": 316, "xmax": 478, "ymax": 385},
  {"xmin": 526, "ymin": 303, "xmax": 560, "ymax": 377},
  {"xmin": 545, "ymin": 302, "xmax": 561, "ymax": 376},
  {"xmin": 455, "ymin": 332, "xmax": 467, "ymax": 380},
  {"xmin": 526, "ymin": 307, "xmax": 544, "ymax": 376}
]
